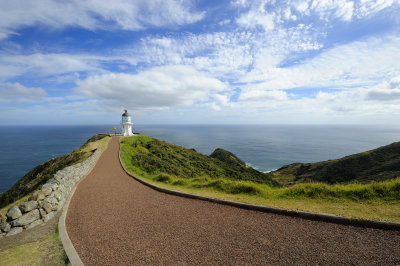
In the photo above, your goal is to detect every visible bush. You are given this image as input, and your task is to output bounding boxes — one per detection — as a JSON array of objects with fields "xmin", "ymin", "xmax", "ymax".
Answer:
[
  {"xmin": 227, "ymin": 183, "xmax": 262, "ymax": 195},
  {"xmin": 154, "ymin": 173, "xmax": 172, "ymax": 183},
  {"xmin": 172, "ymin": 179, "xmax": 187, "ymax": 186}
]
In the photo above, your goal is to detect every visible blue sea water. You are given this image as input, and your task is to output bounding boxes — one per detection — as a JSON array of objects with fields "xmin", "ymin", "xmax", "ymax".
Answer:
[
  {"xmin": 0, "ymin": 125, "xmax": 113, "ymax": 193},
  {"xmin": 1, "ymin": 125, "xmax": 400, "ymax": 193}
]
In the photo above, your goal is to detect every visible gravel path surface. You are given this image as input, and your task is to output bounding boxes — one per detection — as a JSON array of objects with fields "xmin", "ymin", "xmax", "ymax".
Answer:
[{"xmin": 66, "ymin": 137, "xmax": 400, "ymax": 265}]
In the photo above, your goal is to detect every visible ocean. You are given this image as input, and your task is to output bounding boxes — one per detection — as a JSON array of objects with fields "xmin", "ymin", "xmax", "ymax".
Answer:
[{"xmin": 1, "ymin": 125, "xmax": 400, "ymax": 193}]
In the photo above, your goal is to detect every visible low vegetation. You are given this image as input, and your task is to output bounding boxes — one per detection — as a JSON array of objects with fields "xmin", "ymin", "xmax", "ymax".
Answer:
[
  {"xmin": 120, "ymin": 135, "xmax": 277, "ymax": 186},
  {"xmin": 268, "ymin": 141, "xmax": 400, "ymax": 184},
  {"xmin": 0, "ymin": 134, "xmax": 110, "ymax": 209},
  {"xmin": 0, "ymin": 225, "xmax": 69, "ymax": 265},
  {"xmin": 120, "ymin": 135, "xmax": 400, "ymax": 222}
]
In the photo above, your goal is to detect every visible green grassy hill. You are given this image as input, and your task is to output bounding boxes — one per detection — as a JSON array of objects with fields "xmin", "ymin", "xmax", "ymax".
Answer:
[
  {"xmin": 120, "ymin": 135, "xmax": 278, "ymax": 187},
  {"xmin": 120, "ymin": 135, "xmax": 400, "ymax": 222},
  {"xmin": 268, "ymin": 141, "xmax": 400, "ymax": 185}
]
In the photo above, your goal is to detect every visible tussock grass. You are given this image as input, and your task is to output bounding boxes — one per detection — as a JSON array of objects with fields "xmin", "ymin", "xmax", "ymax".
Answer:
[
  {"xmin": 120, "ymin": 135, "xmax": 400, "ymax": 222},
  {"xmin": 280, "ymin": 179, "xmax": 400, "ymax": 201}
]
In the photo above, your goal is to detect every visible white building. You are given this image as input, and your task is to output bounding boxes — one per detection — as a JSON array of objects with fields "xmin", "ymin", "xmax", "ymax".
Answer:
[{"xmin": 121, "ymin": 110, "xmax": 133, "ymax": 136}]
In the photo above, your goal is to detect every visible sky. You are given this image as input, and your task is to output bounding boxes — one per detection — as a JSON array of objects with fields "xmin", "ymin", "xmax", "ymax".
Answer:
[{"xmin": 0, "ymin": 0, "xmax": 400, "ymax": 126}]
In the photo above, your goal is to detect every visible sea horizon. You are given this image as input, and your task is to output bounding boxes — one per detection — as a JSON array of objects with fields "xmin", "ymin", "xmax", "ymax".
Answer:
[{"xmin": 1, "ymin": 124, "xmax": 400, "ymax": 193}]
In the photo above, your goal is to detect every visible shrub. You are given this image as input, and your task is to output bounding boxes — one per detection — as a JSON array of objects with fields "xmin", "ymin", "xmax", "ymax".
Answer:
[
  {"xmin": 227, "ymin": 183, "xmax": 262, "ymax": 195},
  {"xmin": 154, "ymin": 173, "xmax": 172, "ymax": 183}
]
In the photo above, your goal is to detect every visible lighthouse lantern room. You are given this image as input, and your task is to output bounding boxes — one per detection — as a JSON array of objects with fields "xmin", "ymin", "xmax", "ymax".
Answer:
[{"xmin": 121, "ymin": 110, "xmax": 133, "ymax": 136}]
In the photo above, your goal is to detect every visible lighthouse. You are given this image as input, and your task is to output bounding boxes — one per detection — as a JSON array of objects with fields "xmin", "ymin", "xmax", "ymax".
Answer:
[{"xmin": 121, "ymin": 110, "xmax": 133, "ymax": 136}]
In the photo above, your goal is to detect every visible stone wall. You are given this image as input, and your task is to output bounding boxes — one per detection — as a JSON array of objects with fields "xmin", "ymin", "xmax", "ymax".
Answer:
[{"xmin": 0, "ymin": 148, "xmax": 102, "ymax": 237}]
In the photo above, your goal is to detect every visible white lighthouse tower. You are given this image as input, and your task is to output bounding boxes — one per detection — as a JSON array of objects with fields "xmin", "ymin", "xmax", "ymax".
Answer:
[{"xmin": 121, "ymin": 110, "xmax": 133, "ymax": 136}]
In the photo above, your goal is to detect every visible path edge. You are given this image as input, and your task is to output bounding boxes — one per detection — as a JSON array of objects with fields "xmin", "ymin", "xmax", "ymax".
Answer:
[
  {"xmin": 118, "ymin": 141, "xmax": 400, "ymax": 231},
  {"xmin": 59, "ymin": 139, "xmax": 110, "ymax": 266},
  {"xmin": 59, "ymin": 179, "xmax": 84, "ymax": 266}
]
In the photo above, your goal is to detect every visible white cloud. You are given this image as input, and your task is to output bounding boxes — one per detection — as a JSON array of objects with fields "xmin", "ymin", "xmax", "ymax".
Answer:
[
  {"xmin": 218, "ymin": 19, "xmax": 231, "ymax": 26},
  {"xmin": 310, "ymin": 0, "xmax": 354, "ymax": 21},
  {"xmin": 239, "ymin": 90, "xmax": 287, "ymax": 101},
  {"xmin": 234, "ymin": 75, "xmax": 400, "ymax": 122},
  {"xmin": 366, "ymin": 75, "xmax": 400, "ymax": 101},
  {"xmin": 240, "ymin": 34, "xmax": 400, "ymax": 92},
  {"xmin": 294, "ymin": 1, "xmax": 311, "ymax": 14},
  {"xmin": 236, "ymin": 8, "xmax": 275, "ymax": 31},
  {"xmin": 233, "ymin": 0, "xmax": 398, "ymax": 29},
  {"xmin": 137, "ymin": 24, "xmax": 323, "ymax": 81},
  {"xmin": 356, "ymin": 0, "xmax": 397, "ymax": 17},
  {"xmin": 210, "ymin": 94, "xmax": 231, "ymax": 111},
  {"xmin": 0, "ymin": 82, "xmax": 47, "ymax": 102},
  {"xmin": 0, "ymin": 53, "xmax": 119, "ymax": 79},
  {"xmin": 74, "ymin": 65, "xmax": 227, "ymax": 111},
  {"xmin": 0, "ymin": 0, "xmax": 204, "ymax": 40}
]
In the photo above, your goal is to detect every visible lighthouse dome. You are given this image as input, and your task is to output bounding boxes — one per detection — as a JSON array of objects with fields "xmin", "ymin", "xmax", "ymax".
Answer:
[{"xmin": 122, "ymin": 109, "xmax": 131, "ymax": 117}]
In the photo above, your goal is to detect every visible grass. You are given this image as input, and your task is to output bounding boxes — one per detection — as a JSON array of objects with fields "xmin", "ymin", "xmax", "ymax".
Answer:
[
  {"xmin": 120, "ymin": 135, "xmax": 400, "ymax": 222},
  {"xmin": 0, "ymin": 134, "xmax": 111, "ymax": 209},
  {"xmin": 120, "ymin": 135, "xmax": 277, "ymax": 186},
  {"xmin": 268, "ymin": 141, "xmax": 400, "ymax": 184},
  {"xmin": 0, "ymin": 225, "xmax": 70, "ymax": 266}
]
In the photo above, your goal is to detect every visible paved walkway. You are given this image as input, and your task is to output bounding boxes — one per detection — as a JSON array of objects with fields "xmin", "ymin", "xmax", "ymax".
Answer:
[{"xmin": 66, "ymin": 137, "xmax": 400, "ymax": 265}]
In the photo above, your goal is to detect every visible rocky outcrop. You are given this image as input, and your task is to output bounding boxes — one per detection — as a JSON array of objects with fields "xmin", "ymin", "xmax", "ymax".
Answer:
[{"xmin": 0, "ymin": 148, "xmax": 101, "ymax": 237}]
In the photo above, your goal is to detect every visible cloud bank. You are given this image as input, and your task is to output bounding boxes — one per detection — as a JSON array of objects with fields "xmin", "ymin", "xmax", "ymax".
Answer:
[
  {"xmin": 75, "ymin": 65, "xmax": 227, "ymax": 111},
  {"xmin": 0, "ymin": 0, "xmax": 204, "ymax": 40}
]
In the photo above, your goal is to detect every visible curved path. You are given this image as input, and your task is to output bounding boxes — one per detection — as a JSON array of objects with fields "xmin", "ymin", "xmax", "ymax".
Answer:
[{"xmin": 66, "ymin": 137, "xmax": 400, "ymax": 265}]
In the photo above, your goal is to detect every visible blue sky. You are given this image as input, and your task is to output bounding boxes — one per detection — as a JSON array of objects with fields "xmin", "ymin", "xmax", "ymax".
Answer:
[{"xmin": 0, "ymin": 0, "xmax": 400, "ymax": 125}]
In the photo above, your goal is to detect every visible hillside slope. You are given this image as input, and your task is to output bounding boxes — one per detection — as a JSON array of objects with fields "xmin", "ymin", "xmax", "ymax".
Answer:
[
  {"xmin": 120, "ymin": 135, "xmax": 278, "ymax": 186},
  {"xmin": 268, "ymin": 141, "xmax": 400, "ymax": 184}
]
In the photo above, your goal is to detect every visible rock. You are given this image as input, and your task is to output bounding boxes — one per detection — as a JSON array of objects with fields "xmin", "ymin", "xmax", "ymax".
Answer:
[
  {"xmin": 42, "ymin": 183, "xmax": 58, "ymax": 192},
  {"xmin": 44, "ymin": 197, "xmax": 58, "ymax": 210},
  {"xmin": 47, "ymin": 177, "xmax": 60, "ymax": 185},
  {"xmin": 53, "ymin": 191, "xmax": 62, "ymax": 201},
  {"xmin": 39, "ymin": 208, "xmax": 46, "ymax": 218},
  {"xmin": 29, "ymin": 191, "xmax": 38, "ymax": 201},
  {"xmin": 19, "ymin": 201, "xmax": 38, "ymax": 213},
  {"xmin": 6, "ymin": 227, "xmax": 23, "ymax": 236},
  {"xmin": 40, "ymin": 187, "xmax": 52, "ymax": 196},
  {"xmin": 0, "ymin": 213, "xmax": 6, "ymax": 223},
  {"xmin": 43, "ymin": 211, "xmax": 55, "ymax": 223},
  {"xmin": 7, "ymin": 206, "xmax": 22, "ymax": 220},
  {"xmin": 25, "ymin": 219, "xmax": 43, "ymax": 230},
  {"xmin": 29, "ymin": 191, "xmax": 46, "ymax": 201},
  {"xmin": 11, "ymin": 209, "xmax": 40, "ymax": 227},
  {"xmin": 37, "ymin": 192, "xmax": 46, "ymax": 201},
  {"xmin": 1, "ymin": 222, "xmax": 11, "ymax": 233},
  {"xmin": 42, "ymin": 202, "xmax": 53, "ymax": 214}
]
